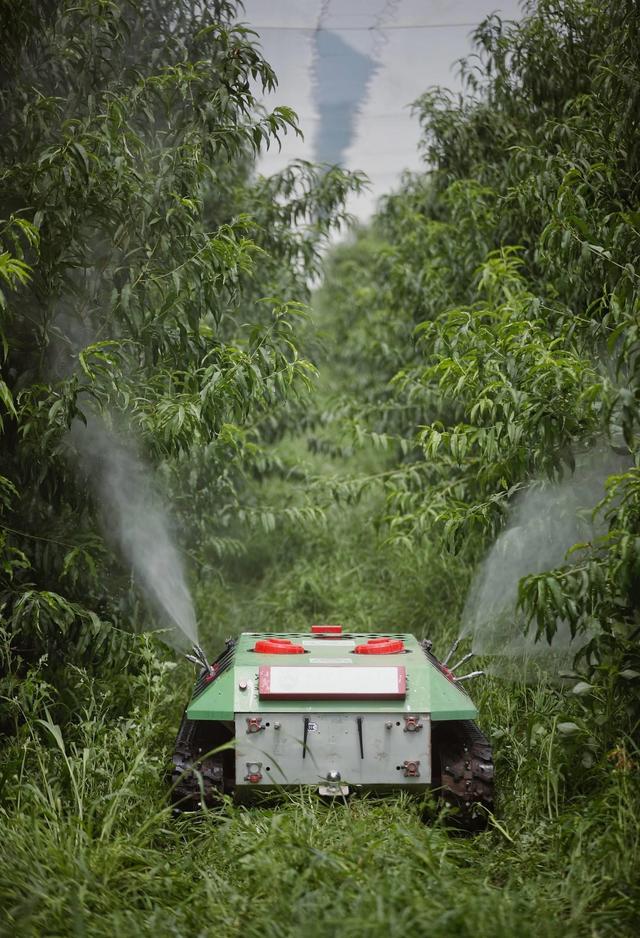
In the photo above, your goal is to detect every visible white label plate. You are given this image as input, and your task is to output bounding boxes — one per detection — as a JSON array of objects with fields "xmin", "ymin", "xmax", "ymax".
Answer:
[{"xmin": 258, "ymin": 665, "xmax": 406, "ymax": 699}]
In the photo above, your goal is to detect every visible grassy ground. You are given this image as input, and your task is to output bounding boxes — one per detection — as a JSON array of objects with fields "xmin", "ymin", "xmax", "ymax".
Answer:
[{"xmin": 1, "ymin": 375, "xmax": 639, "ymax": 937}]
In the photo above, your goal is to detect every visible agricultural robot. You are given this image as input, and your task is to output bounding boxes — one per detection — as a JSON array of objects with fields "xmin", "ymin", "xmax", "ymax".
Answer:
[{"xmin": 171, "ymin": 626, "xmax": 493, "ymax": 829}]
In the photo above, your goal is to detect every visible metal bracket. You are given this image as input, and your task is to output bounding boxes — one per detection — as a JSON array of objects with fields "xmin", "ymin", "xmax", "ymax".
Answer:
[
  {"xmin": 318, "ymin": 783, "xmax": 350, "ymax": 797},
  {"xmin": 319, "ymin": 770, "xmax": 349, "ymax": 797},
  {"xmin": 244, "ymin": 762, "xmax": 263, "ymax": 783},
  {"xmin": 402, "ymin": 760, "xmax": 420, "ymax": 777},
  {"xmin": 403, "ymin": 715, "xmax": 423, "ymax": 732}
]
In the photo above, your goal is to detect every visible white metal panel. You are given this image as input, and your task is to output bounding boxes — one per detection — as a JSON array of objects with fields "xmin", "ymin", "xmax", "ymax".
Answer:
[{"xmin": 235, "ymin": 712, "xmax": 431, "ymax": 787}]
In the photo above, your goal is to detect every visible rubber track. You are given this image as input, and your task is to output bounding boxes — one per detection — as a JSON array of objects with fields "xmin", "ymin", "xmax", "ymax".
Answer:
[
  {"xmin": 170, "ymin": 713, "xmax": 224, "ymax": 811},
  {"xmin": 437, "ymin": 720, "xmax": 494, "ymax": 831}
]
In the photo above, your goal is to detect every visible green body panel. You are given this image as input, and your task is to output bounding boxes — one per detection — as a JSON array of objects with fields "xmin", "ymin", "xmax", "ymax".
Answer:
[{"xmin": 186, "ymin": 633, "xmax": 477, "ymax": 722}]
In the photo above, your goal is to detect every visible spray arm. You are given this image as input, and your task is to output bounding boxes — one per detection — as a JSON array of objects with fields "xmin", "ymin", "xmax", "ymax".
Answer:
[
  {"xmin": 450, "ymin": 651, "xmax": 474, "ymax": 673},
  {"xmin": 453, "ymin": 670, "xmax": 485, "ymax": 683},
  {"xmin": 193, "ymin": 643, "xmax": 210, "ymax": 668},
  {"xmin": 185, "ymin": 643, "xmax": 214, "ymax": 676},
  {"xmin": 442, "ymin": 637, "xmax": 461, "ymax": 667}
]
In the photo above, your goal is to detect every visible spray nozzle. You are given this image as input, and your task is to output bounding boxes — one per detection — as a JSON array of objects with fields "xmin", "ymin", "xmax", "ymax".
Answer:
[
  {"xmin": 450, "ymin": 651, "xmax": 474, "ymax": 673},
  {"xmin": 453, "ymin": 670, "xmax": 485, "ymax": 683},
  {"xmin": 186, "ymin": 643, "xmax": 214, "ymax": 677},
  {"xmin": 442, "ymin": 637, "xmax": 461, "ymax": 667}
]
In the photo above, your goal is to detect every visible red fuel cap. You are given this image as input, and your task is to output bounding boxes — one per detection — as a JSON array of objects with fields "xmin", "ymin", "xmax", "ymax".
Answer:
[
  {"xmin": 354, "ymin": 638, "xmax": 404, "ymax": 655},
  {"xmin": 311, "ymin": 624, "xmax": 343, "ymax": 634},
  {"xmin": 254, "ymin": 639, "xmax": 305, "ymax": 654}
]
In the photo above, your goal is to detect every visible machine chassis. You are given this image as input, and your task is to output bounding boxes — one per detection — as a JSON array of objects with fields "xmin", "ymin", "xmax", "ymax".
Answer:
[{"xmin": 171, "ymin": 629, "xmax": 494, "ymax": 830}]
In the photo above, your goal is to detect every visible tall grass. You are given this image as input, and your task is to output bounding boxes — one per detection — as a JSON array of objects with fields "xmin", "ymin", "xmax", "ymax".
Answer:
[{"xmin": 1, "ymin": 481, "xmax": 638, "ymax": 936}]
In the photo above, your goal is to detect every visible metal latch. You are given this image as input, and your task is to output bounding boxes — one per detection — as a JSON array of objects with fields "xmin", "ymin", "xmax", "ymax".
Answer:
[{"xmin": 246, "ymin": 716, "xmax": 265, "ymax": 734}]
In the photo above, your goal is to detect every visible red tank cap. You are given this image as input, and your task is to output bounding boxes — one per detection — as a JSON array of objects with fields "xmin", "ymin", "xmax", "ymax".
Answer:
[
  {"xmin": 311, "ymin": 624, "xmax": 343, "ymax": 634},
  {"xmin": 254, "ymin": 639, "xmax": 305, "ymax": 654},
  {"xmin": 367, "ymin": 636, "xmax": 393, "ymax": 644},
  {"xmin": 354, "ymin": 638, "xmax": 404, "ymax": 655}
]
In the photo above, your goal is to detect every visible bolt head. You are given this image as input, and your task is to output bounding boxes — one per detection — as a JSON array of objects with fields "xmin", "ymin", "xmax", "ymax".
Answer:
[
  {"xmin": 326, "ymin": 770, "xmax": 341, "ymax": 783},
  {"xmin": 238, "ymin": 680, "xmax": 248, "ymax": 690}
]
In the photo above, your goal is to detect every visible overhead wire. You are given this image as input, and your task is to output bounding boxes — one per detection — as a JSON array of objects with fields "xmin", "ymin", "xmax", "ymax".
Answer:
[{"xmin": 244, "ymin": 23, "xmax": 478, "ymax": 31}]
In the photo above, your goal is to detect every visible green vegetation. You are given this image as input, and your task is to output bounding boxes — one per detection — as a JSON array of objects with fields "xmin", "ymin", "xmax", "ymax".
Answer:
[
  {"xmin": 0, "ymin": 0, "xmax": 363, "ymax": 668},
  {"xmin": 1, "ymin": 491, "xmax": 638, "ymax": 936},
  {"xmin": 317, "ymin": 0, "xmax": 640, "ymax": 720},
  {"xmin": 1, "ymin": 1, "xmax": 639, "ymax": 936}
]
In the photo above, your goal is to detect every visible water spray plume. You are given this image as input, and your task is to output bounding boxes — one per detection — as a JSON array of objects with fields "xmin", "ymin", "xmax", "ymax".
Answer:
[
  {"xmin": 72, "ymin": 417, "xmax": 198, "ymax": 650},
  {"xmin": 461, "ymin": 446, "xmax": 629, "ymax": 680}
]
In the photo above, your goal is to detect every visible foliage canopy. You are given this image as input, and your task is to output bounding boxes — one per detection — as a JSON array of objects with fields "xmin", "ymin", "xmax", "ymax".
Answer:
[
  {"xmin": 1, "ymin": 2, "xmax": 639, "ymax": 936},
  {"xmin": 0, "ymin": 0, "xmax": 363, "ymax": 672},
  {"xmin": 317, "ymin": 0, "xmax": 640, "ymax": 722}
]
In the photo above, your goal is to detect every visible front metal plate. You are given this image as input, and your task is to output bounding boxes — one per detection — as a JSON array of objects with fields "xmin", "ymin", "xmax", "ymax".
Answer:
[{"xmin": 235, "ymin": 711, "xmax": 431, "ymax": 787}]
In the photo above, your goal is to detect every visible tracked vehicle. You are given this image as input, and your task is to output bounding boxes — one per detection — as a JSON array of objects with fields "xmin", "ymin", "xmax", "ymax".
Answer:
[{"xmin": 170, "ymin": 626, "xmax": 493, "ymax": 829}]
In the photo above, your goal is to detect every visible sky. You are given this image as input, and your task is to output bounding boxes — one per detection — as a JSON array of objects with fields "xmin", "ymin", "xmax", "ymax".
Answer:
[{"xmin": 241, "ymin": 0, "xmax": 524, "ymax": 222}]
